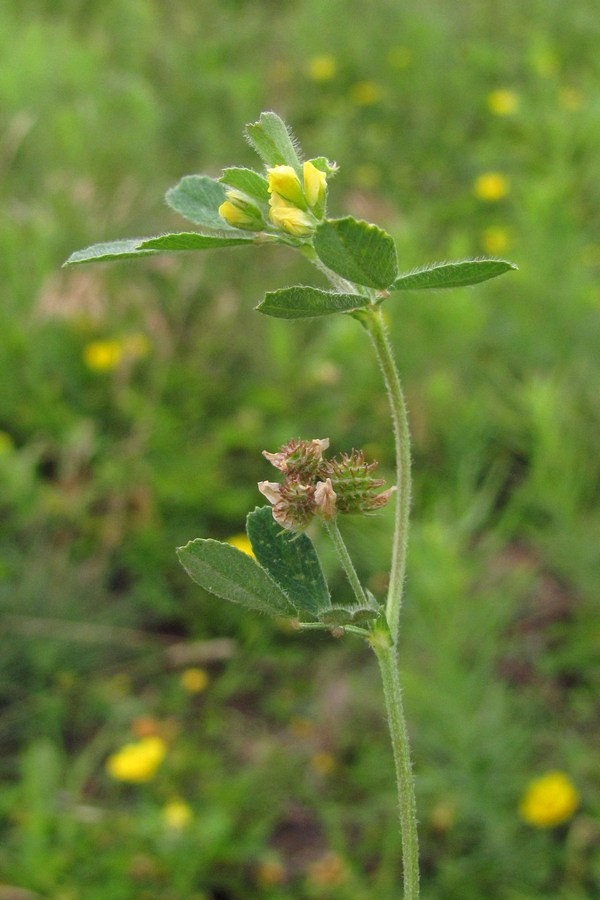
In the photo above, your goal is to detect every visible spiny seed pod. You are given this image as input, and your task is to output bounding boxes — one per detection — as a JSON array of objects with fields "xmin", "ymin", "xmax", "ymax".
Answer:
[
  {"xmin": 263, "ymin": 438, "xmax": 329, "ymax": 478},
  {"xmin": 322, "ymin": 450, "xmax": 395, "ymax": 514}
]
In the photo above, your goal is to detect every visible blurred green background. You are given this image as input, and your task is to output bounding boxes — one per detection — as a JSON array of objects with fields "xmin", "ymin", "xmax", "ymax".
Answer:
[{"xmin": 1, "ymin": 0, "xmax": 599, "ymax": 896}]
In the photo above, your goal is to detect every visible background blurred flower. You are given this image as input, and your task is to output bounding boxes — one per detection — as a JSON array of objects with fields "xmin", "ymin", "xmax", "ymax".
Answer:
[
  {"xmin": 487, "ymin": 89, "xmax": 519, "ymax": 116},
  {"xmin": 474, "ymin": 172, "xmax": 510, "ymax": 202},
  {"xmin": 519, "ymin": 771, "xmax": 579, "ymax": 828},
  {"xmin": 481, "ymin": 226, "xmax": 510, "ymax": 254},
  {"xmin": 163, "ymin": 799, "xmax": 192, "ymax": 830},
  {"xmin": 83, "ymin": 339, "xmax": 123, "ymax": 372},
  {"xmin": 180, "ymin": 667, "xmax": 209, "ymax": 694},
  {"xmin": 306, "ymin": 55, "xmax": 337, "ymax": 82},
  {"xmin": 226, "ymin": 534, "xmax": 255, "ymax": 558},
  {"xmin": 105, "ymin": 736, "xmax": 167, "ymax": 783},
  {"xmin": 349, "ymin": 81, "xmax": 382, "ymax": 106}
]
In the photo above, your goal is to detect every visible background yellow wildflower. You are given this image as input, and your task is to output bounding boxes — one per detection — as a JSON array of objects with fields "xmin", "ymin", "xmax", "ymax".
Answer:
[
  {"xmin": 180, "ymin": 667, "xmax": 209, "ymax": 693},
  {"xmin": 487, "ymin": 89, "xmax": 519, "ymax": 116},
  {"xmin": 474, "ymin": 172, "xmax": 510, "ymax": 202},
  {"xmin": 105, "ymin": 736, "xmax": 166, "ymax": 783},
  {"xmin": 519, "ymin": 771, "xmax": 579, "ymax": 828}
]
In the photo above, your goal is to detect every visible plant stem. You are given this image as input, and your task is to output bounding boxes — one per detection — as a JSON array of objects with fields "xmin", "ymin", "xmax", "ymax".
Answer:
[
  {"xmin": 363, "ymin": 306, "xmax": 412, "ymax": 644},
  {"xmin": 372, "ymin": 632, "xmax": 420, "ymax": 899},
  {"xmin": 324, "ymin": 519, "xmax": 369, "ymax": 607}
]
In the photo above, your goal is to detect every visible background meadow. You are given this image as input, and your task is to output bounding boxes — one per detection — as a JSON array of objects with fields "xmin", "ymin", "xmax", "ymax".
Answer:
[{"xmin": 1, "ymin": 0, "xmax": 600, "ymax": 896}]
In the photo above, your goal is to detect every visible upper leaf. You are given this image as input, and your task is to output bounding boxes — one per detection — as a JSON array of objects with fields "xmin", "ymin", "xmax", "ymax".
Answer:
[
  {"xmin": 246, "ymin": 506, "xmax": 331, "ymax": 619},
  {"xmin": 245, "ymin": 111, "xmax": 303, "ymax": 174},
  {"xmin": 220, "ymin": 167, "xmax": 270, "ymax": 205},
  {"xmin": 64, "ymin": 239, "xmax": 158, "ymax": 266},
  {"xmin": 390, "ymin": 258, "xmax": 517, "ymax": 292},
  {"xmin": 314, "ymin": 217, "xmax": 399, "ymax": 289},
  {"xmin": 165, "ymin": 175, "xmax": 250, "ymax": 233},
  {"xmin": 256, "ymin": 286, "xmax": 370, "ymax": 319},
  {"xmin": 177, "ymin": 538, "xmax": 296, "ymax": 618}
]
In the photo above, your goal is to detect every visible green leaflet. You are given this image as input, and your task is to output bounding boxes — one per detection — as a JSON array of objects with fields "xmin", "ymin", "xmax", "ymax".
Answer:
[
  {"xmin": 177, "ymin": 538, "xmax": 296, "ymax": 618},
  {"xmin": 63, "ymin": 239, "xmax": 158, "ymax": 266},
  {"xmin": 390, "ymin": 258, "xmax": 517, "ymax": 291},
  {"xmin": 63, "ymin": 232, "xmax": 254, "ymax": 266},
  {"xmin": 245, "ymin": 111, "xmax": 303, "ymax": 174},
  {"xmin": 220, "ymin": 168, "xmax": 270, "ymax": 205},
  {"xmin": 165, "ymin": 174, "xmax": 253, "ymax": 233},
  {"xmin": 256, "ymin": 286, "xmax": 370, "ymax": 319},
  {"xmin": 138, "ymin": 233, "xmax": 254, "ymax": 250},
  {"xmin": 246, "ymin": 507, "xmax": 331, "ymax": 619},
  {"xmin": 314, "ymin": 217, "xmax": 399, "ymax": 290}
]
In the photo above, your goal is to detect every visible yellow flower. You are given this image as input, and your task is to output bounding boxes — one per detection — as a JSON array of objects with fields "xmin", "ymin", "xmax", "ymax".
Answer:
[
  {"xmin": 105, "ymin": 736, "xmax": 167, "ymax": 783},
  {"xmin": 267, "ymin": 165, "xmax": 305, "ymax": 207},
  {"xmin": 487, "ymin": 89, "xmax": 519, "ymax": 116},
  {"xmin": 180, "ymin": 667, "xmax": 209, "ymax": 694},
  {"xmin": 218, "ymin": 199, "xmax": 261, "ymax": 230},
  {"xmin": 269, "ymin": 195, "xmax": 314, "ymax": 236},
  {"xmin": 474, "ymin": 172, "xmax": 510, "ymax": 202},
  {"xmin": 163, "ymin": 799, "xmax": 192, "ymax": 830},
  {"xmin": 83, "ymin": 339, "xmax": 124, "ymax": 372},
  {"xmin": 226, "ymin": 533, "xmax": 255, "ymax": 558},
  {"xmin": 481, "ymin": 226, "xmax": 510, "ymax": 255},
  {"xmin": 519, "ymin": 771, "xmax": 579, "ymax": 828},
  {"xmin": 307, "ymin": 55, "xmax": 337, "ymax": 82},
  {"xmin": 349, "ymin": 81, "xmax": 382, "ymax": 106},
  {"xmin": 303, "ymin": 161, "xmax": 327, "ymax": 209}
]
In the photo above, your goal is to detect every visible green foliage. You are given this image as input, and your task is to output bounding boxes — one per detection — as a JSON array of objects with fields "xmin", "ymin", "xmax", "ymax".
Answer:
[
  {"xmin": 176, "ymin": 538, "xmax": 296, "ymax": 618},
  {"xmin": 245, "ymin": 111, "xmax": 303, "ymax": 173},
  {"xmin": 246, "ymin": 506, "xmax": 331, "ymax": 618},
  {"xmin": 391, "ymin": 259, "xmax": 517, "ymax": 292},
  {"xmin": 3, "ymin": 0, "xmax": 600, "ymax": 896},
  {"xmin": 257, "ymin": 286, "xmax": 369, "ymax": 318},
  {"xmin": 165, "ymin": 175, "xmax": 243, "ymax": 231},
  {"xmin": 314, "ymin": 217, "xmax": 399, "ymax": 289}
]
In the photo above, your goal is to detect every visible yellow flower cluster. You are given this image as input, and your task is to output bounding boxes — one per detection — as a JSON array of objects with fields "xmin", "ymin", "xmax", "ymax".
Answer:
[
  {"xmin": 519, "ymin": 771, "xmax": 579, "ymax": 828},
  {"xmin": 83, "ymin": 333, "xmax": 150, "ymax": 373},
  {"xmin": 105, "ymin": 735, "xmax": 166, "ymax": 783},
  {"xmin": 267, "ymin": 162, "xmax": 327, "ymax": 236}
]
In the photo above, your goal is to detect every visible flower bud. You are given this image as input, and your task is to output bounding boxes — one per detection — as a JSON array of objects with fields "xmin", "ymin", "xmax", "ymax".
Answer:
[
  {"xmin": 268, "ymin": 194, "xmax": 315, "ymax": 236},
  {"xmin": 218, "ymin": 189, "xmax": 264, "ymax": 230},
  {"xmin": 314, "ymin": 478, "xmax": 337, "ymax": 520},
  {"xmin": 303, "ymin": 161, "xmax": 327, "ymax": 210},
  {"xmin": 267, "ymin": 165, "xmax": 305, "ymax": 207}
]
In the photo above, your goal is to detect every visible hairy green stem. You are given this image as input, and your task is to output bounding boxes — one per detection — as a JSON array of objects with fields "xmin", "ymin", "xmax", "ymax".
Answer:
[
  {"xmin": 363, "ymin": 306, "xmax": 412, "ymax": 644},
  {"xmin": 372, "ymin": 632, "xmax": 420, "ymax": 899},
  {"xmin": 324, "ymin": 519, "xmax": 369, "ymax": 608}
]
